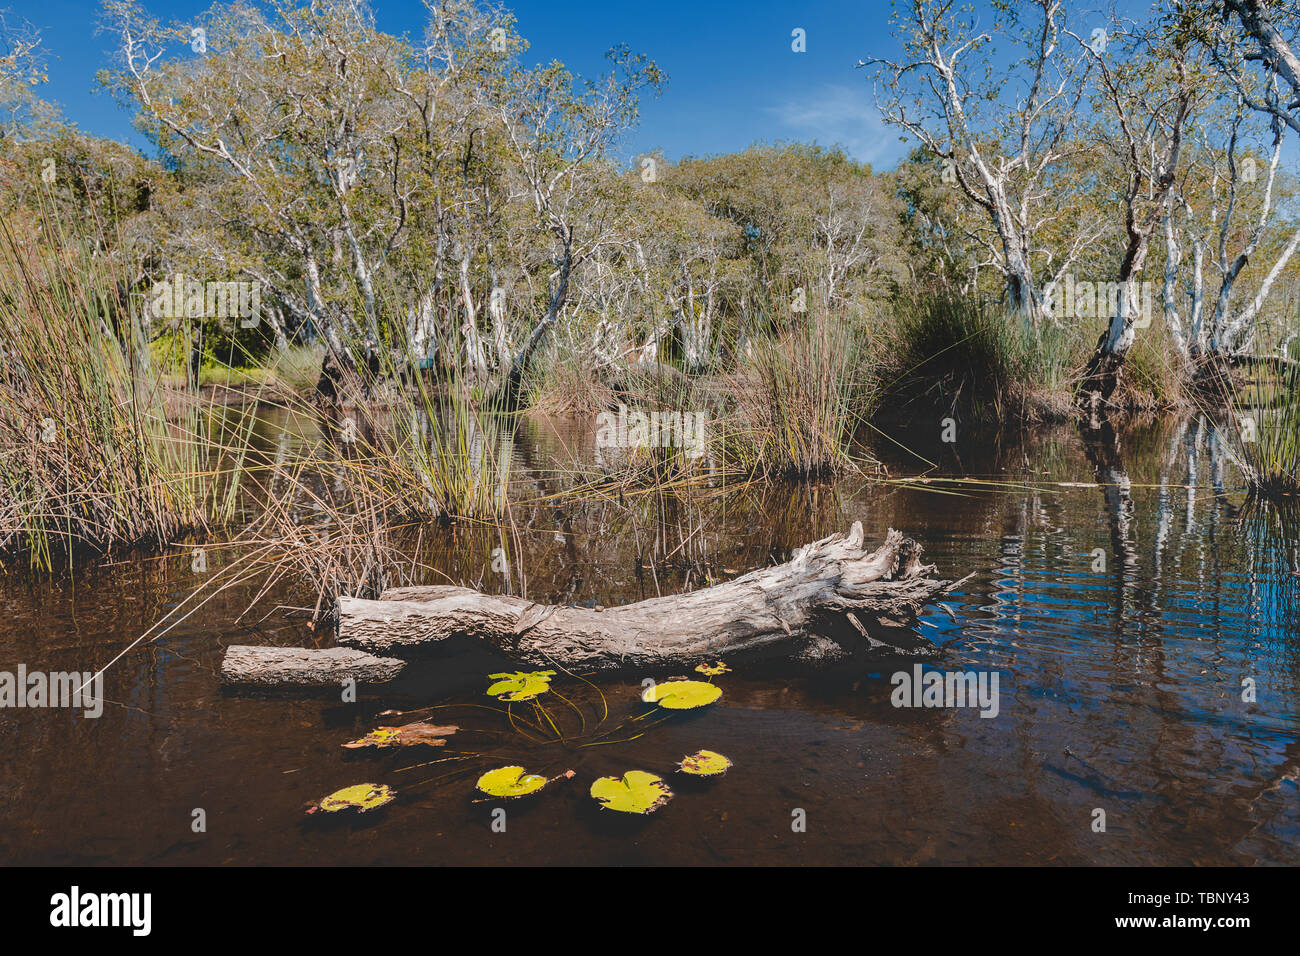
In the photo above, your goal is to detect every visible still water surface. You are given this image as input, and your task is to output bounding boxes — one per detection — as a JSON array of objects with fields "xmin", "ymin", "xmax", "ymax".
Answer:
[{"xmin": 1, "ymin": 410, "xmax": 1296, "ymax": 864}]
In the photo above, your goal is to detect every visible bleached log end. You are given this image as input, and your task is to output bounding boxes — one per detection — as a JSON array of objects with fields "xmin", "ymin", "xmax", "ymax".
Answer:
[{"xmin": 221, "ymin": 645, "xmax": 406, "ymax": 686}]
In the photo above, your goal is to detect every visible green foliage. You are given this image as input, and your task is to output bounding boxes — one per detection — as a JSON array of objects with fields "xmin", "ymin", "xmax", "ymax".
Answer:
[
  {"xmin": 887, "ymin": 290, "xmax": 1086, "ymax": 420},
  {"xmin": 890, "ymin": 291, "xmax": 1017, "ymax": 405}
]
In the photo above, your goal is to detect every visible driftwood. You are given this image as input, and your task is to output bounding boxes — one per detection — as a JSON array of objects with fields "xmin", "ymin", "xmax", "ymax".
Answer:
[
  {"xmin": 343, "ymin": 524, "xmax": 959, "ymax": 667},
  {"xmin": 220, "ymin": 525, "xmax": 967, "ymax": 686},
  {"xmin": 221, "ymin": 645, "xmax": 406, "ymax": 687}
]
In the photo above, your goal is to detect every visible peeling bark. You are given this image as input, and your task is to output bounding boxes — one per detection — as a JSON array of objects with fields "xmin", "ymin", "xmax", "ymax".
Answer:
[{"xmin": 334, "ymin": 525, "xmax": 969, "ymax": 670}]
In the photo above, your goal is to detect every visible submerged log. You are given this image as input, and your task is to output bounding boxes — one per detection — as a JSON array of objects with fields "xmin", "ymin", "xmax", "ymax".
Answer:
[
  {"xmin": 221, "ymin": 645, "xmax": 406, "ymax": 687},
  {"xmin": 332, "ymin": 525, "xmax": 968, "ymax": 671}
]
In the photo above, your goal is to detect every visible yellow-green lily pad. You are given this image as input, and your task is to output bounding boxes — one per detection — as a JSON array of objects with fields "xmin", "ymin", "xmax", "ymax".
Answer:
[
  {"xmin": 590, "ymin": 771, "xmax": 673, "ymax": 814},
  {"xmin": 476, "ymin": 766, "xmax": 549, "ymax": 798},
  {"xmin": 313, "ymin": 783, "xmax": 396, "ymax": 814},
  {"xmin": 679, "ymin": 749, "xmax": 733, "ymax": 776},
  {"xmin": 695, "ymin": 661, "xmax": 731, "ymax": 676},
  {"xmin": 641, "ymin": 679, "xmax": 722, "ymax": 710},
  {"xmin": 486, "ymin": 670, "xmax": 557, "ymax": 702}
]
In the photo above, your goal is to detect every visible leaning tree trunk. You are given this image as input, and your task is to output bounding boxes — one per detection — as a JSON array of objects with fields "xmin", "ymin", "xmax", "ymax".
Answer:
[
  {"xmin": 487, "ymin": 243, "xmax": 573, "ymax": 410},
  {"xmin": 1077, "ymin": 268, "xmax": 1151, "ymax": 420},
  {"xmin": 222, "ymin": 526, "xmax": 971, "ymax": 686}
]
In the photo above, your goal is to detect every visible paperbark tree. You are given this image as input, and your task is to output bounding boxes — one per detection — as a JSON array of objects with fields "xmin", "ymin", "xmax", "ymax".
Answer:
[
  {"xmin": 102, "ymin": 0, "xmax": 409, "ymax": 392},
  {"xmin": 1076, "ymin": 22, "xmax": 1198, "ymax": 412},
  {"xmin": 484, "ymin": 45, "xmax": 664, "ymax": 405},
  {"xmin": 1180, "ymin": 1, "xmax": 1300, "ymax": 371},
  {"xmin": 865, "ymin": 0, "xmax": 1097, "ymax": 327},
  {"xmin": 1218, "ymin": 1, "xmax": 1300, "ymax": 135},
  {"xmin": 0, "ymin": 11, "xmax": 56, "ymax": 141},
  {"xmin": 1159, "ymin": 97, "xmax": 1300, "ymax": 379}
]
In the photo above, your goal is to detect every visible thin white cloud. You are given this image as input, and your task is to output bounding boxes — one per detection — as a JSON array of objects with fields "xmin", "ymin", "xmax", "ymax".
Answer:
[{"xmin": 767, "ymin": 83, "xmax": 905, "ymax": 168}]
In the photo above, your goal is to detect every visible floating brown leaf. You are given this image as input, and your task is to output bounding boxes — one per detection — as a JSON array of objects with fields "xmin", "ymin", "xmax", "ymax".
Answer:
[{"xmin": 342, "ymin": 722, "xmax": 459, "ymax": 749}]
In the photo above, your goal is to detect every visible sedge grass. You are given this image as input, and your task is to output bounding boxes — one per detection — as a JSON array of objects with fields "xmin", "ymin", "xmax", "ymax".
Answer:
[
  {"xmin": 0, "ymin": 212, "xmax": 246, "ymax": 568},
  {"xmin": 1234, "ymin": 362, "xmax": 1300, "ymax": 499}
]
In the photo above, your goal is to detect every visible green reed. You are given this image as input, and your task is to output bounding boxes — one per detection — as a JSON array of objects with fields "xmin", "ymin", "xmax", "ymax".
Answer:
[{"xmin": 0, "ymin": 211, "xmax": 240, "ymax": 568}]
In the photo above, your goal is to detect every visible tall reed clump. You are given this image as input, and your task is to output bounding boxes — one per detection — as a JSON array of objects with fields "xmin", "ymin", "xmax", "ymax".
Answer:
[
  {"xmin": 1234, "ymin": 361, "xmax": 1300, "ymax": 499},
  {"xmin": 1109, "ymin": 322, "xmax": 1188, "ymax": 412},
  {"xmin": 0, "ymin": 217, "xmax": 229, "ymax": 569},
  {"xmin": 724, "ymin": 303, "xmax": 879, "ymax": 477},
  {"xmin": 886, "ymin": 289, "xmax": 1084, "ymax": 422},
  {"xmin": 233, "ymin": 449, "xmax": 434, "ymax": 625},
  {"xmin": 358, "ymin": 348, "xmax": 515, "ymax": 521},
  {"xmin": 223, "ymin": 341, "xmax": 515, "ymax": 618},
  {"xmin": 524, "ymin": 340, "xmax": 619, "ymax": 418}
]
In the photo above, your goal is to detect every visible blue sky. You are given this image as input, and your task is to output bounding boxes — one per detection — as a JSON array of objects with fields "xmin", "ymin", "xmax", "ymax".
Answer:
[{"xmin": 8, "ymin": 0, "xmax": 914, "ymax": 170}]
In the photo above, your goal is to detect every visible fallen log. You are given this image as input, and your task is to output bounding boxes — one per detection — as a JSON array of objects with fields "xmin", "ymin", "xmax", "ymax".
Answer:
[
  {"xmin": 331, "ymin": 524, "xmax": 967, "ymax": 670},
  {"xmin": 221, "ymin": 645, "xmax": 406, "ymax": 687}
]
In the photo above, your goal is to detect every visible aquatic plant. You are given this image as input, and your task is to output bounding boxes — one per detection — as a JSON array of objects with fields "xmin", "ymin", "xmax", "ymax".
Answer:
[
  {"xmin": 219, "ymin": 346, "xmax": 516, "ymax": 618},
  {"xmin": 475, "ymin": 766, "xmax": 574, "ymax": 799},
  {"xmin": 885, "ymin": 289, "xmax": 1087, "ymax": 422},
  {"xmin": 310, "ymin": 783, "xmax": 397, "ymax": 814},
  {"xmin": 695, "ymin": 661, "xmax": 731, "ymax": 677},
  {"xmin": 723, "ymin": 299, "xmax": 880, "ymax": 477},
  {"xmin": 1234, "ymin": 362, "xmax": 1300, "ymax": 499},
  {"xmin": 486, "ymin": 670, "xmax": 557, "ymax": 703},
  {"xmin": 307, "ymin": 665, "xmax": 736, "ymax": 824},
  {"xmin": 641, "ymin": 679, "xmax": 723, "ymax": 710},
  {"xmin": 589, "ymin": 771, "xmax": 673, "ymax": 814},
  {"xmin": 678, "ymin": 750, "xmax": 732, "ymax": 777}
]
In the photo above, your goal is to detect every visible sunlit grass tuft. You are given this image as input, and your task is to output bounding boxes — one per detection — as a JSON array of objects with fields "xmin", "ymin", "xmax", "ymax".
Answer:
[{"xmin": 0, "ymin": 213, "xmax": 244, "ymax": 568}]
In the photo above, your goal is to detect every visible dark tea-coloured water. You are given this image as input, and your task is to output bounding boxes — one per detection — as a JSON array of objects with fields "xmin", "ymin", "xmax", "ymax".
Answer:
[{"xmin": 1, "ymin": 410, "xmax": 1295, "ymax": 865}]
